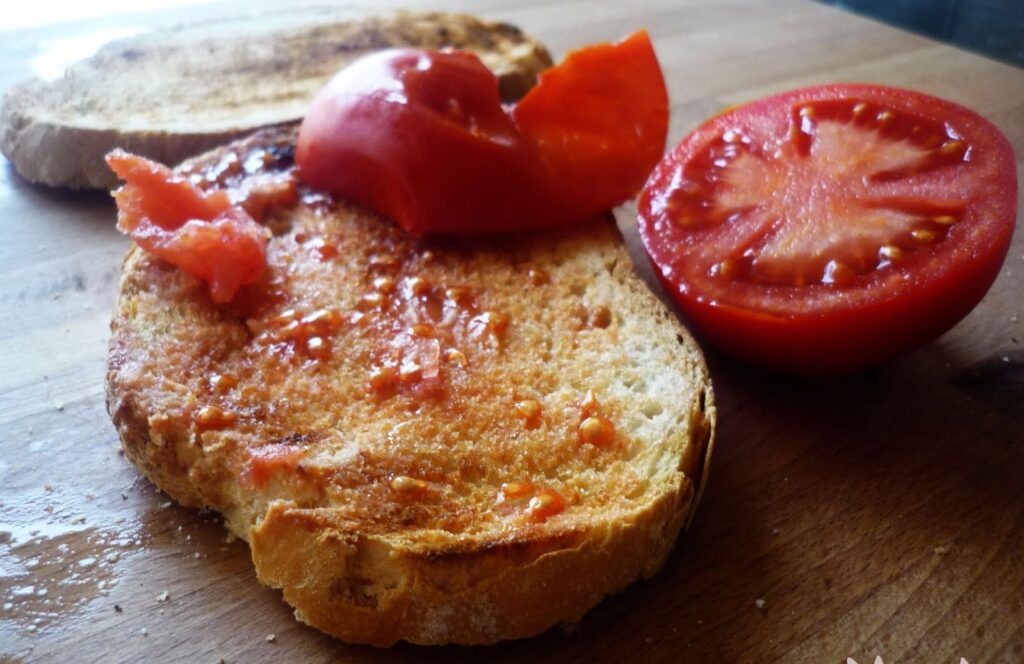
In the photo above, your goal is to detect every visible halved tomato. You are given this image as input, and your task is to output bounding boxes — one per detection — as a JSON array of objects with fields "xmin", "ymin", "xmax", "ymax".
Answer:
[{"xmin": 638, "ymin": 84, "xmax": 1017, "ymax": 374}]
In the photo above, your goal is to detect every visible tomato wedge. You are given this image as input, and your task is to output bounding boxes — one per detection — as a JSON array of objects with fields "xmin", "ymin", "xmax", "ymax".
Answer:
[
  {"xmin": 638, "ymin": 84, "xmax": 1017, "ymax": 374},
  {"xmin": 107, "ymin": 151, "xmax": 270, "ymax": 303},
  {"xmin": 512, "ymin": 30, "xmax": 668, "ymax": 215},
  {"xmin": 296, "ymin": 31, "xmax": 667, "ymax": 234}
]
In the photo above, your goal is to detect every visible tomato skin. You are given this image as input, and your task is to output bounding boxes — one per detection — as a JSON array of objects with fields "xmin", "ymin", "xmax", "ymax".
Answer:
[
  {"xmin": 639, "ymin": 84, "xmax": 1017, "ymax": 375},
  {"xmin": 664, "ymin": 245, "xmax": 1008, "ymax": 375},
  {"xmin": 296, "ymin": 32, "xmax": 669, "ymax": 235},
  {"xmin": 296, "ymin": 49, "xmax": 563, "ymax": 234}
]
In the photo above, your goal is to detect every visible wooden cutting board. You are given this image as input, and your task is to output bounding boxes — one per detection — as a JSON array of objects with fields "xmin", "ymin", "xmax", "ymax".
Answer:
[{"xmin": 1, "ymin": 1, "xmax": 1022, "ymax": 662}]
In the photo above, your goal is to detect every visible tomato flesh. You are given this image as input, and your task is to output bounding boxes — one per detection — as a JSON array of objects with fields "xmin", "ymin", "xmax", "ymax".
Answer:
[
  {"xmin": 296, "ymin": 31, "xmax": 667, "ymax": 234},
  {"xmin": 638, "ymin": 84, "xmax": 1017, "ymax": 374},
  {"xmin": 107, "ymin": 150, "xmax": 270, "ymax": 304}
]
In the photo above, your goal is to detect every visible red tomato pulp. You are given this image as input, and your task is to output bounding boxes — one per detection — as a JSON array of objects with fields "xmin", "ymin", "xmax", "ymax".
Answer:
[{"xmin": 106, "ymin": 151, "xmax": 271, "ymax": 304}]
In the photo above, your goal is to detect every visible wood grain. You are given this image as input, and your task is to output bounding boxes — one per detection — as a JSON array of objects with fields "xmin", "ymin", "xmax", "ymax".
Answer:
[{"xmin": 1, "ymin": 1, "xmax": 1022, "ymax": 662}]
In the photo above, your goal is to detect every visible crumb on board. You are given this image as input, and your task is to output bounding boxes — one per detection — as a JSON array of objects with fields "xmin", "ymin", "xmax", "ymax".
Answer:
[
  {"xmin": 265, "ymin": 633, "xmax": 276, "ymax": 643},
  {"xmin": 157, "ymin": 590, "xmax": 170, "ymax": 603},
  {"xmin": 754, "ymin": 598, "xmax": 766, "ymax": 610}
]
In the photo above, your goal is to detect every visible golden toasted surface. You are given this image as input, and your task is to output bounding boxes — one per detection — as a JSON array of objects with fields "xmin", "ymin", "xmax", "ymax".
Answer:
[{"xmin": 106, "ymin": 126, "xmax": 715, "ymax": 645}]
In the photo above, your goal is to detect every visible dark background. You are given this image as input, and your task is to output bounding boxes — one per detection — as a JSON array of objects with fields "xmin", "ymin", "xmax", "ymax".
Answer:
[{"xmin": 821, "ymin": 0, "xmax": 1024, "ymax": 66}]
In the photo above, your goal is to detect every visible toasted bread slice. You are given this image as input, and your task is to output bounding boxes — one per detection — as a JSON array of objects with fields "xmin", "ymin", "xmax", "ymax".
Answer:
[
  {"xmin": 106, "ymin": 126, "xmax": 715, "ymax": 646},
  {"xmin": 1, "ymin": 9, "xmax": 551, "ymax": 190}
]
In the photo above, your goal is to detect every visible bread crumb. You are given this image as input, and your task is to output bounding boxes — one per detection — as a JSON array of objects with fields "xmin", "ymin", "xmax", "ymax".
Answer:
[
  {"xmin": 160, "ymin": 501, "xmax": 172, "ymax": 509},
  {"xmin": 754, "ymin": 598, "xmax": 766, "ymax": 610},
  {"xmin": 225, "ymin": 532, "xmax": 237, "ymax": 544},
  {"xmin": 141, "ymin": 627, "xmax": 148, "ymax": 636},
  {"xmin": 157, "ymin": 590, "xmax": 170, "ymax": 603},
  {"xmin": 934, "ymin": 545, "xmax": 950, "ymax": 555},
  {"xmin": 265, "ymin": 633, "xmax": 276, "ymax": 643}
]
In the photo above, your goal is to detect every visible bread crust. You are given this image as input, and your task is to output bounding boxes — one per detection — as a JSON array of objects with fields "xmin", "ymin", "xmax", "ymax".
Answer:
[
  {"xmin": 250, "ymin": 486, "xmax": 689, "ymax": 646},
  {"xmin": 1, "ymin": 9, "xmax": 552, "ymax": 189},
  {"xmin": 106, "ymin": 122, "xmax": 715, "ymax": 645}
]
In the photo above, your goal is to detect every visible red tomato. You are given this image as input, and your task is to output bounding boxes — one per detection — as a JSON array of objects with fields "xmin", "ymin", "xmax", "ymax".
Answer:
[
  {"xmin": 638, "ymin": 84, "xmax": 1017, "ymax": 374},
  {"xmin": 512, "ymin": 30, "xmax": 668, "ymax": 215},
  {"xmin": 107, "ymin": 151, "xmax": 270, "ymax": 303},
  {"xmin": 296, "ymin": 32, "xmax": 668, "ymax": 234},
  {"xmin": 296, "ymin": 48, "xmax": 555, "ymax": 234}
]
